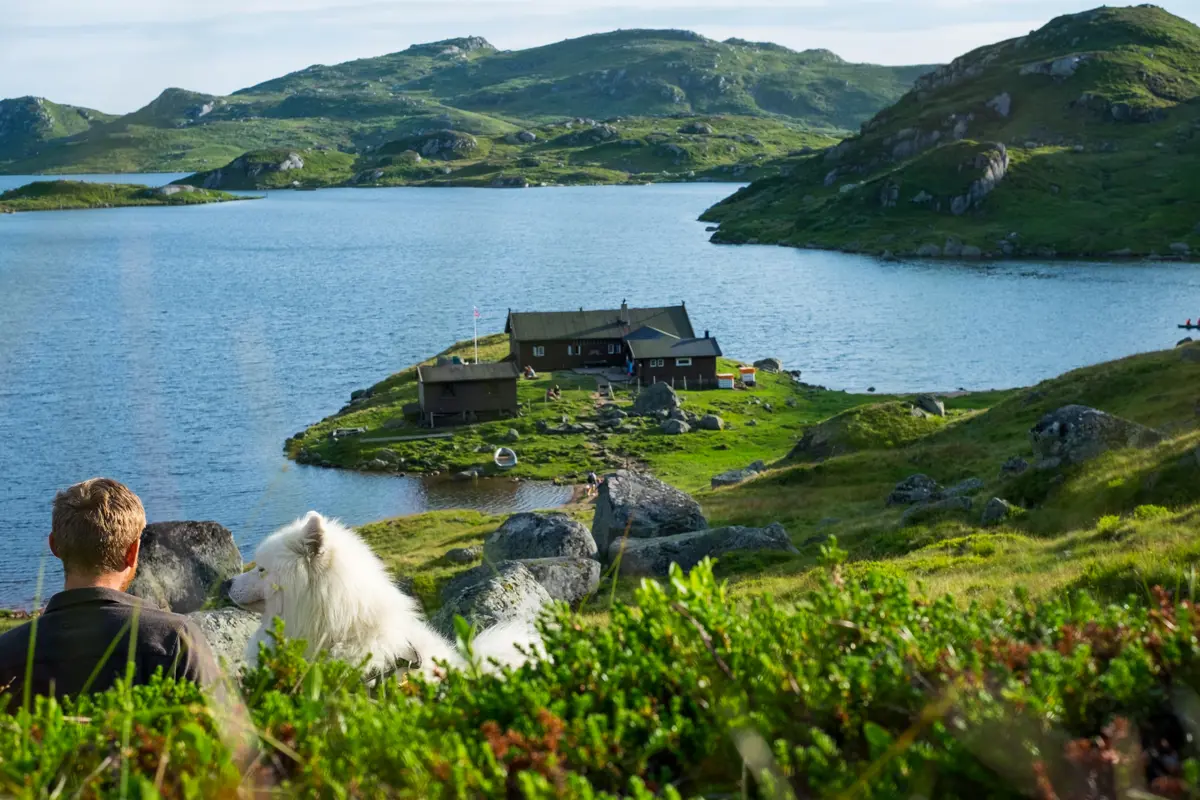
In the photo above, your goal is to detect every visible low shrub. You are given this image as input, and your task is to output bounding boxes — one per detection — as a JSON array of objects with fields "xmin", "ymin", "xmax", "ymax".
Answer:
[{"xmin": 2, "ymin": 559, "xmax": 1199, "ymax": 797}]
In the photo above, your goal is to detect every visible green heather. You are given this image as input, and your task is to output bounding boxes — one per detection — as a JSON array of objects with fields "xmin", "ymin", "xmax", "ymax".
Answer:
[
  {"xmin": 182, "ymin": 116, "xmax": 837, "ymax": 190},
  {"xmin": 702, "ymin": 5, "xmax": 1200, "ymax": 260},
  {"xmin": 0, "ymin": 96, "xmax": 114, "ymax": 162},
  {"xmin": 0, "ymin": 31, "xmax": 929, "ymax": 175},
  {"xmin": 0, "ymin": 180, "xmax": 244, "ymax": 213}
]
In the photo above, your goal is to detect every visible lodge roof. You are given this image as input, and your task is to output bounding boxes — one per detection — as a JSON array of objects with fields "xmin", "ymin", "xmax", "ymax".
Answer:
[
  {"xmin": 505, "ymin": 304, "xmax": 694, "ymax": 342},
  {"xmin": 417, "ymin": 361, "xmax": 519, "ymax": 384},
  {"xmin": 625, "ymin": 326, "xmax": 722, "ymax": 359}
]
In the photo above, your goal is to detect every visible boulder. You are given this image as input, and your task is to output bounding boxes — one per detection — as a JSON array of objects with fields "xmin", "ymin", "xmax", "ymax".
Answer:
[
  {"xmin": 981, "ymin": 497, "xmax": 1017, "ymax": 526},
  {"xmin": 944, "ymin": 477, "xmax": 984, "ymax": 498},
  {"xmin": 632, "ymin": 382, "xmax": 680, "ymax": 415},
  {"xmin": 887, "ymin": 475, "xmax": 943, "ymax": 506},
  {"xmin": 187, "ymin": 608, "xmax": 260, "ymax": 670},
  {"xmin": 661, "ymin": 419, "xmax": 691, "ymax": 435},
  {"xmin": 516, "ymin": 130, "xmax": 538, "ymax": 143},
  {"xmin": 986, "ymin": 92, "xmax": 1013, "ymax": 118},
  {"xmin": 753, "ymin": 358, "xmax": 784, "ymax": 373},
  {"xmin": 592, "ymin": 470, "xmax": 707, "ymax": 556},
  {"xmin": 916, "ymin": 244, "xmax": 942, "ymax": 258},
  {"xmin": 431, "ymin": 561, "xmax": 551, "ymax": 636},
  {"xmin": 519, "ymin": 557, "xmax": 601, "ymax": 607},
  {"xmin": 696, "ymin": 414, "xmax": 725, "ymax": 431},
  {"xmin": 916, "ymin": 394, "xmax": 946, "ymax": 417},
  {"xmin": 129, "ymin": 521, "xmax": 242, "ymax": 614},
  {"xmin": 901, "ymin": 496, "xmax": 973, "ymax": 525},
  {"xmin": 503, "ymin": 429, "xmax": 521, "ymax": 442},
  {"xmin": 611, "ymin": 523, "xmax": 797, "ymax": 577},
  {"xmin": 1030, "ymin": 405, "xmax": 1163, "ymax": 468},
  {"xmin": 445, "ymin": 546, "xmax": 481, "ymax": 565},
  {"xmin": 1001, "ymin": 456, "xmax": 1030, "ymax": 476},
  {"xmin": 678, "ymin": 121, "xmax": 714, "ymax": 135},
  {"xmin": 483, "ymin": 512, "xmax": 598, "ymax": 561},
  {"xmin": 711, "ymin": 461, "xmax": 767, "ymax": 489}
]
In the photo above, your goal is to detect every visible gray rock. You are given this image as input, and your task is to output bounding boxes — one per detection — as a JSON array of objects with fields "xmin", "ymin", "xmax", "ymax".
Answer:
[
  {"xmin": 916, "ymin": 394, "xmax": 946, "ymax": 417},
  {"xmin": 431, "ymin": 561, "xmax": 551, "ymax": 636},
  {"xmin": 503, "ymin": 428, "xmax": 521, "ymax": 442},
  {"xmin": 960, "ymin": 245, "xmax": 983, "ymax": 259},
  {"xmin": 981, "ymin": 497, "xmax": 1016, "ymax": 526},
  {"xmin": 945, "ymin": 477, "xmax": 985, "ymax": 497},
  {"xmin": 1178, "ymin": 338, "xmax": 1194, "ymax": 347},
  {"xmin": 1001, "ymin": 456, "xmax": 1030, "ymax": 476},
  {"xmin": 986, "ymin": 92, "xmax": 1013, "ymax": 117},
  {"xmin": 519, "ymin": 557, "xmax": 600, "ymax": 607},
  {"xmin": 611, "ymin": 523, "xmax": 798, "ymax": 577},
  {"xmin": 916, "ymin": 244, "xmax": 942, "ymax": 258},
  {"xmin": 661, "ymin": 418, "xmax": 691, "ymax": 435},
  {"xmin": 633, "ymin": 382, "xmax": 680, "ymax": 415},
  {"xmin": 516, "ymin": 130, "xmax": 538, "ymax": 143},
  {"xmin": 697, "ymin": 414, "xmax": 725, "ymax": 431},
  {"xmin": 711, "ymin": 460, "xmax": 767, "ymax": 489},
  {"xmin": 678, "ymin": 122, "xmax": 714, "ymax": 135},
  {"xmin": 187, "ymin": 607, "xmax": 259, "ymax": 670},
  {"xmin": 483, "ymin": 512, "xmax": 597, "ymax": 561},
  {"xmin": 887, "ymin": 474, "xmax": 943, "ymax": 506},
  {"xmin": 753, "ymin": 358, "xmax": 784, "ymax": 373},
  {"xmin": 129, "ymin": 521, "xmax": 242, "ymax": 614},
  {"xmin": 1030, "ymin": 405, "xmax": 1163, "ymax": 467},
  {"xmin": 592, "ymin": 470, "xmax": 707, "ymax": 557},
  {"xmin": 1170, "ymin": 243, "xmax": 1191, "ymax": 256},
  {"xmin": 445, "ymin": 546, "xmax": 481, "ymax": 565},
  {"xmin": 901, "ymin": 496, "xmax": 973, "ymax": 525}
]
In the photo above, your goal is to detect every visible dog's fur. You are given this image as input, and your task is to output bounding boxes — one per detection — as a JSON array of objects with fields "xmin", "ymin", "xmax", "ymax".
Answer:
[{"xmin": 228, "ymin": 511, "xmax": 539, "ymax": 676}]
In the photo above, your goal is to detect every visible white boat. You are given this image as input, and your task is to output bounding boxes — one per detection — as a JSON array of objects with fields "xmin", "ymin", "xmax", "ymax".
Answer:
[{"xmin": 494, "ymin": 447, "xmax": 519, "ymax": 469}]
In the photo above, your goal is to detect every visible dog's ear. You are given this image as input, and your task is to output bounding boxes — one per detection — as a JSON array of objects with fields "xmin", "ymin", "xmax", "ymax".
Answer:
[{"xmin": 302, "ymin": 511, "xmax": 325, "ymax": 558}]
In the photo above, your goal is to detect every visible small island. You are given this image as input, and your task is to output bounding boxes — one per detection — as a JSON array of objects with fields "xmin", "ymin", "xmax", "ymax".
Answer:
[{"xmin": 0, "ymin": 180, "xmax": 246, "ymax": 213}]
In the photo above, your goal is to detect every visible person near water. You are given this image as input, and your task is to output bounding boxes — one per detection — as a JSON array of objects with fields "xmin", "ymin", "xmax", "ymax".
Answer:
[{"xmin": 586, "ymin": 471, "xmax": 599, "ymax": 497}]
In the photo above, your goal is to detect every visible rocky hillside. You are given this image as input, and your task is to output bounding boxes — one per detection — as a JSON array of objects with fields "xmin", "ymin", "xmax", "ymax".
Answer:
[
  {"xmin": 0, "ymin": 30, "xmax": 930, "ymax": 175},
  {"xmin": 0, "ymin": 97, "xmax": 113, "ymax": 163},
  {"xmin": 182, "ymin": 115, "xmax": 837, "ymax": 190},
  {"xmin": 702, "ymin": 5, "xmax": 1200, "ymax": 260}
]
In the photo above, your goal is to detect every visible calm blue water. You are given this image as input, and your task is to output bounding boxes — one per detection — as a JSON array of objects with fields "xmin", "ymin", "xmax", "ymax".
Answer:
[{"xmin": 2, "ymin": 177, "xmax": 1199, "ymax": 605}]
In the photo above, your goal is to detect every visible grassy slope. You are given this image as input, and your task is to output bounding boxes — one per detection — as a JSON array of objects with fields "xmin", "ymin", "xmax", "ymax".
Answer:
[
  {"xmin": 286, "ymin": 333, "xmax": 1003, "ymax": 490},
  {"xmin": 0, "ymin": 31, "xmax": 927, "ymax": 175},
  {"xmin": 0, "ymin": 180, "xmax": 244, "ymax": 212},
  {"xmin": 702, "ymin": 5, "xmax": 1200, "ymax": 258},
  {"xmin": 0, "ymin": 96, "xmax": 115, "ymax": 164},
  {"xmin": 339, "ymin": 342, "xmax": 1200, "ymax": 621},
  {"xmin": 183, "ymin": 115, "xmax": 838, "ymax": 189}
]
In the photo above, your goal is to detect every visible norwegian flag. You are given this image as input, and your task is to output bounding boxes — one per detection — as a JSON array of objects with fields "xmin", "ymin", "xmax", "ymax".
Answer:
[{"xmin": 473, "ymin": 307, "xmax": 481, "ymax": 318}]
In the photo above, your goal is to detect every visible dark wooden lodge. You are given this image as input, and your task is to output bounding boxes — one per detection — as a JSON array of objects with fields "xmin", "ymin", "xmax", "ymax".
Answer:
[
  {"xmin": 625, "ymin": 326, "xmax": 722, "ymax": 389},
  {"xmin": 416, "ymin": 362, "xmax": 519, "ymax": 426},
  {"xmin": 506, "ymin": 302, "xmax": 695, "ymax": 372}
]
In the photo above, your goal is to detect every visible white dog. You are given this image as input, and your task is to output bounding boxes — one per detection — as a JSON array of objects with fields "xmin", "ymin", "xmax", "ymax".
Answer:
[{"xmin": 228, "ymin": 511, "xmax": 540, "ymax": 677}]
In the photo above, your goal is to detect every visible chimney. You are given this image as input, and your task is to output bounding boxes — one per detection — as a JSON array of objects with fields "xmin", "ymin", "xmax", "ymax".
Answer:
[{"xmin": 705, "ymin": 329, "xmax": 710, "ymax": 339}]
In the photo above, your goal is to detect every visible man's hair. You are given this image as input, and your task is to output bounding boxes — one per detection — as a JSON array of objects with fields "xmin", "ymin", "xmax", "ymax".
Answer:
[{"xmin": 52, "ymin": 479, "xmax": 146, "ymax": 574}]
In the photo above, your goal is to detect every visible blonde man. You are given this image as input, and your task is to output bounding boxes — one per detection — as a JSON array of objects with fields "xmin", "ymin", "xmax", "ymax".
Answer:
[{"xmin": 0, "ymin": 479, "xmax": 219, "ymax": 703}]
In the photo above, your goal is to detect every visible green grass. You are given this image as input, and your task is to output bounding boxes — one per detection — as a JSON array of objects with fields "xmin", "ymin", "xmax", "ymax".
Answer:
[
  {"xmin": 184, "ymin": 115, "xmax": 839, "ymax": 190},
  {"xmin": 703, "ymin": 5, "xmax": 1200, "ymax": 259},
  {"xmin": 286, "ymin": 333, "xmax": 1004, "ymax": 492},
  {"xmin": 0, "ymin": 180, "xmax": 245, "ymax": 212}
]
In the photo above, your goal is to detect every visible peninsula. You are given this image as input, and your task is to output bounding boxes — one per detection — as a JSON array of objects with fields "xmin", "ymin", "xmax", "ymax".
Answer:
[{"xmin": 0, "ymin": 180, "xmax": 244, "ymax": 213}]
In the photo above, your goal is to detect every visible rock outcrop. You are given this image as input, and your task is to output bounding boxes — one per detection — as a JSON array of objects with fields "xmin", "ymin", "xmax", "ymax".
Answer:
[
  {"xmin": 483, "ymin": 512, "xmax": 598, "ymax": 562},
  {"xmin": 711, "ymin": 461, "xmax": 767, "ymax": 488},
  {"xmin": 519, "ymin": 557, "xmax": 601, "ymax": 607},
  {"xmin": 129, "ymin": 521, "xmax": 242, "ymax": 614},
  {"xmin": 432, "ymin": 561, "xmax": 551, "ymax": 635},
  {"xmin": 753, "ymin": 358, "xmax": 784, "ymax": 373},
  {"xmin": 611, "ymin": 523, "xmax": 797, "ymax": 577},
  {"xmin": 187, "ymin": 607, "xmax": 260, "ymax": 669},
  {"xmin": 592, "ymin": 470, "xmax": 707, "ymax": 556},
  {"xmin": 887, "ymin": 475, "xmax": 943, "ymax": 506},
  {"xmin": 1029, "ymin": 405, "xmax": 1163, "ymax": 468},
  {"xmin": 632, "ymin": 382, "xmax": 679, "ymax": 416}
]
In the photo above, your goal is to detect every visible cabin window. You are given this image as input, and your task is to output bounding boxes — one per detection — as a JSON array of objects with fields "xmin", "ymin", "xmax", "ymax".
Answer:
[
  {"xmin": 675, "ymin": 357, "xmax": 693, "ymax": 367},
  {"xmin": 650, "ymin": 359, "xmax": 665, "ymax": 368},
  {"xmin": 608, "ymin": 343, "xmax": 619, "ymax": 355},
  {"xmin": 567, "ymin": 344, "xmax": 581, "ymax": 356},
  {"xmin": 533, "ymin": 346, "xmax": 545, "ymax": 357}
]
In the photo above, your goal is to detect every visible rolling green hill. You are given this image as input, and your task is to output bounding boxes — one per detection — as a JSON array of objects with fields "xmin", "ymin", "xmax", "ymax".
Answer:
[
  {"xmin": 701, "ymin": 5, "xmax": 1200, "ymax": 261},
  {"xmin": 181, "ymin": 115, "xmax": 839, "ymax": 190},
  {"xmin": 0, "ymin": 180, "xmax": 245, "ymax": 212},
  {"xmin": 0, "ymin": 96, "xmax": 114, "ymax": 162},
  {"xmin": 0, "ymin": 31, "xmax": 930, "ymax": 175}
]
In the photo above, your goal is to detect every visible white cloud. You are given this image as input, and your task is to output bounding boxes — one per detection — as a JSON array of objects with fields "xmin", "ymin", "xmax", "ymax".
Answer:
[{"xmin": 3, "ymin": 0, "xmax": 1198, "ymax": 112}]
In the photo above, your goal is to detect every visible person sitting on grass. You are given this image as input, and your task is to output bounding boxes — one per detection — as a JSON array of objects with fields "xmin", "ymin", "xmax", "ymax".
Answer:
[{"xmin": 0, "ymin": 478, "xmax": 220, "ymax": 706}]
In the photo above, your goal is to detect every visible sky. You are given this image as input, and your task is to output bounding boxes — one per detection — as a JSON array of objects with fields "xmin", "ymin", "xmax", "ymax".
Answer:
[{"xmin": 5, "ymin": 0, "xmax": 1199, "ymax": 113}]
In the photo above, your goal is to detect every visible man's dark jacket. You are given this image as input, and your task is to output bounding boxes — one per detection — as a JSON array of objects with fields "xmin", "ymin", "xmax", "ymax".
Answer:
[{"xmin": 0, "ymin": 587, "xmax": 220, "ymax": 705}]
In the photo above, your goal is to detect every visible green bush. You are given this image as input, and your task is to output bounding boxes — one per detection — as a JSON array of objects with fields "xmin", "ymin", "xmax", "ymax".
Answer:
[{"xmin": 1, "ymin": 561, "xmax": 1199, "ymax": 797}]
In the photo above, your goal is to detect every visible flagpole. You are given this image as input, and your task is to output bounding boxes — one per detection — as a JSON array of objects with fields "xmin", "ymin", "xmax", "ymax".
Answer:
[{"xmin": 473, "ymin": 307, "xmax": 479, "ymax": 363}]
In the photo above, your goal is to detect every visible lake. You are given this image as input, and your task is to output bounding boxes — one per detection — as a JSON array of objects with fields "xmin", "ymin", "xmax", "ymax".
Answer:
[{"xmin": 2, "ymin": 176, "xmax": 1198, "ymax": 606}]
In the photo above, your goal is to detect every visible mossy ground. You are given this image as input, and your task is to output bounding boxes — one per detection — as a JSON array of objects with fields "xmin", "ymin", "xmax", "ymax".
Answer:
[{"xmin": 0, "ymin": 181, "xmax": 244, "ymax": 212}]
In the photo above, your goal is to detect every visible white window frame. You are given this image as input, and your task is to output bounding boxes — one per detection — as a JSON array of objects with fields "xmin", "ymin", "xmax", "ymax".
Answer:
[
  {"xmin": 608, "ymin": 343, "xmax": 620, "ymax": 355},
  {"xmin": 650, "ymin": 358, "xmax": 665, "ymax": 368},
  {"xmin": 675, "ymin": 357, "xmax": 693, "ymax": 367},
  {"xmin": 533, "ymin": 345, "xmax": 545, "ymax": 358},
  {"xmin": 567, "ymin": 344, "xmax": 581, "ymax": 356}
]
